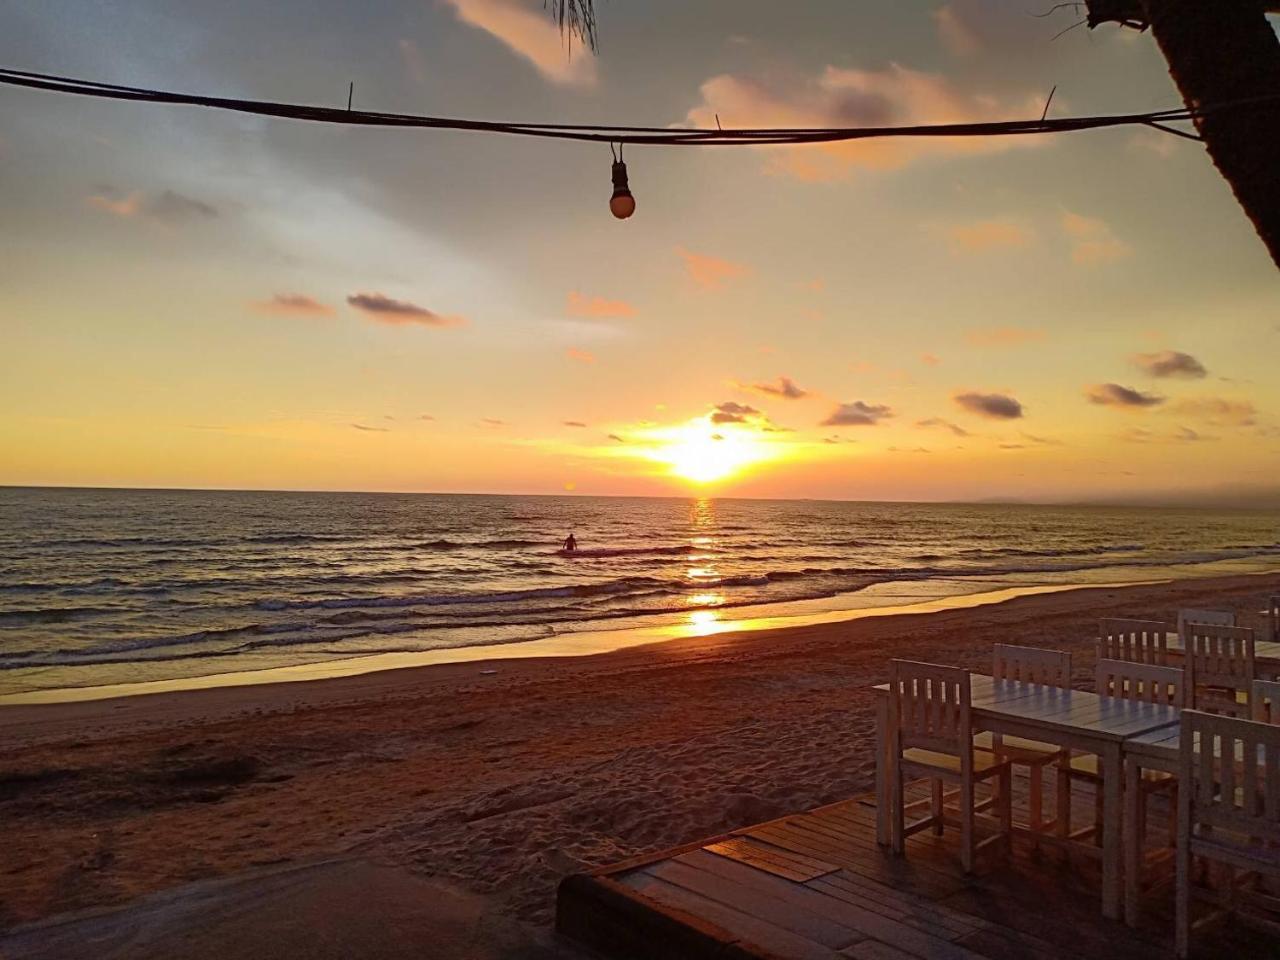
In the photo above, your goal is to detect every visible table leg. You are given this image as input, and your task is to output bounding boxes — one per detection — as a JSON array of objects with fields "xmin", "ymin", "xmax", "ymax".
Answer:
[
  {"xmin": 1124, "ymin": 754, "xmax": 1142, "ymax": 927},
  {"xmin": 876, "ymin": 694, "xmax": 890, "ymax": 846},
  {"xmin": 1101, "ymin": 742, "xmax": 1123, "ymax": 919}
]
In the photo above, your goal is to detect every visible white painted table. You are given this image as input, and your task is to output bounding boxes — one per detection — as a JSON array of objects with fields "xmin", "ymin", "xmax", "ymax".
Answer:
[{"xmin": 873, "ymin": 674, "xmax": 1181, "ymax": 920}]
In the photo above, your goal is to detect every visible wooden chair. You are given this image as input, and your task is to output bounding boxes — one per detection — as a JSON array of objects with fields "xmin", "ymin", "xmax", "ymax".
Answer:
[
  {"xmin": 1183, "ymin": 623, "xmax": 1256, "ymax": 719},
  {"xmin": 1175, "ymin": 710, "xmax": 1280, "ymax": 958},
  {"xmin": 1177, "ymin": 608, "xmax": 1236, "ymax": 634},
  {"xmin": 973, "ymin": 644, "xmax": 1071, "ymax": 839},
  {"xmin": 1062, "ymin": 660, "xmax": 1186, "ymax": 848},
  {"xmin": 1098, "ymin": 618, "xmax": 1171, "ymax": 665},
  {"xmin": 887, "ymin": 659, "xmax": 1012, "ymax": 873},
  {"xmin": 1268, "ymin": 596, "xmax": 1280, "ymax": 644},
  {"xmin": 1253, "ymin": 679, "xmax": 1280, "ymax": 725}
]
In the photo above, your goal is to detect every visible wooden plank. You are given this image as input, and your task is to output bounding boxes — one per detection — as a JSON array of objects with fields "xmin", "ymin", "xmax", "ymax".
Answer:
[
  {"xmin": 705, "ymin": 836, "xmax": 839, "ymax": 882},
  {"xmin": 620, "ymin": 871, "xmax": 844, "ymax": 960},
  {"xmin": 663, "ymin": 851, "xmax": 989, "ymax": 960},
  {"xmin": 807, "ymin": 876, "xmax": 978, "ymax": 942},
  {"xmin": 639, "ymin": 859, "xmax": 864, "ymax": 950},
  {"xmin": 842, "ymin": 940, "xmax": 919, "ymax": 960}
]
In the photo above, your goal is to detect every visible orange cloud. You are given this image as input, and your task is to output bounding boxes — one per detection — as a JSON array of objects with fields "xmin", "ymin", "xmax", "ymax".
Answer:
[
  {"xmin": 676, "ymin": 247, "xmax": 749, "ymax": 291},
  {"xmin": 87, "ymin": 191, "xmax": 142, "ymax": 217},
  {"xmin": 1062, "ymin": 211, "xmax": 1132, "ymax": 265},
  {"xmin": 945, "ymin": 219, "xmax": 1033, "ymax": 254},
  {"xmin": 685, "ymin": 64, "xmax": 1040, "ymax": 181},
  {"xmin": 566, "ymin": 347, "xmax": 596, "ymax": 363},
  {"xmin": 964, "ymin": 326, "xmax": 1046, "ymax": 347},
  {"xmin": 251, "ymin": 294, "xmax": 334, "ymax": 317},
  {"xmin": 920, "ymin": 353, "xmax": 941, "ymax": 366},
  {"xmin": 567, "ymin": 291, "xmax": 636, "ymax": 319},
  {"xmin": 442, "ymin": 0, "xmax": 596, "ymax": 87},
  {"xmin": 346, "ymin": 293, "xmax": 466, "ymax": 328}
]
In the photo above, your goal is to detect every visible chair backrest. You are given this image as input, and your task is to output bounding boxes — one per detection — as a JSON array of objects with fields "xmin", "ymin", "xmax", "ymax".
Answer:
[
  {"xmin": 1253, "ymin": 680, "xmax": 1280, "ymax": 725},
  {"xmin": 1184, "ymin": 623, "xmax": 1256, "ymax": 717},
  {"xmin": 888, "ymin": 660, "xmax": 972, "ymax": 758},
  {"xmin": 1095, "ymin": 658, "xmax": 1186, "ymax": 707},
  {"xmin": 1179, "ymin": 709, "xmax": 1280, "ymax": 847},
  {"xmin": 1176, "ymin": 608, "xmax": 1236, "ymax": 634},
  {"xmin": 992, "ymin": 644, "xmax": 1071, "ymax": 687},
  {"xmin": 1098, "ymin": 618, "xmax": 1170, "ymax": 666},
  {"xmin": 1268, "ymin": 596, "xmax": 1280, "ymax": 644}
]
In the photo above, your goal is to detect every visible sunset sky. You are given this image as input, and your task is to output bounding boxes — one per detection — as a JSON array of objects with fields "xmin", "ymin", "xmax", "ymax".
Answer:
[{"xmin": 2, "ymin": 1, "xmax": 1277, "ymax": 503}]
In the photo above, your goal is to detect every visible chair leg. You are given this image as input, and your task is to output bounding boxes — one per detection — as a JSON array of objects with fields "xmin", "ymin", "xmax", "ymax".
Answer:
[
  {"xmin": 999, "ymin": 766, "xmax": 1014, "ymax": 857},
  {"xmin": 1175, "ymin": 773, "xmax": 1192, "ymax": 959},
  {"xmin": 891, "ymin": 759, "xmax": 906, "ymax": 855},
  {"xmin": 1175, "ymin": 837, "xmax": 1191, "ymax": 958},
  {"xmin": 931, "ymin": 778, "xmax": 944, "ymax": 836},
  {"xmin": 1167, "ymin": 784, "xmax": 1178, "ymax": 848},
  {"xmin": 1057, "ymin": 756, "xmax": 1072, "ymax": 840},
  {"xmin": 960, "ymin": 775, "xmax": 975, "ymax": 874},
  {"xmin": 1094, "ymin": 779, "xmax": 1105, "ymax": 848},
  {"xmin": 1029, "ymin": 763, "xmax": 1043, "ymax": 848}
]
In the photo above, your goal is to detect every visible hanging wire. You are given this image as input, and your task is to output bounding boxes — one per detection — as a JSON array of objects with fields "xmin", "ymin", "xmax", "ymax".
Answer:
[{"xmin": 1, "ymin": 66, "xmax": 1272, "ymax": 147}]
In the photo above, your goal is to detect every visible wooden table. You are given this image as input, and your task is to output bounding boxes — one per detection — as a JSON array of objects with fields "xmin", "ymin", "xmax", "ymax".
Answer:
[{"xmin": 873, "ymin": 675, "xmax": 1181, "ymax": 920}]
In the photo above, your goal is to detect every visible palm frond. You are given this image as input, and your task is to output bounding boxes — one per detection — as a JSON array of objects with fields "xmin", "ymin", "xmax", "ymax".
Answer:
[{"xmin": 547, "ymin": 0, "xmax": 598, "ymax": 52}]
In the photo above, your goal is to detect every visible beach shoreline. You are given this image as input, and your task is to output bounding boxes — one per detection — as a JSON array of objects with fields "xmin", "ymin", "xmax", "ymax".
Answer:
[{"xmin": 2, "ymin": 570, "xmax": 1277, "ymax": 935}]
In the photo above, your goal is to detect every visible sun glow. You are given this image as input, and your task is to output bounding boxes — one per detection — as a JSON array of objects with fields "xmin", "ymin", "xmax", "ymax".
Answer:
[{"xmin": 647, "ymin": 419, "xmax": 778, "ymax": 484}]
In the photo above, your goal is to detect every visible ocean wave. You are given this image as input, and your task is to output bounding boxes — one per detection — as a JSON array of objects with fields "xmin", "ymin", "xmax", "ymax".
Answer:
[
  {"xmin": 0, "ymin": 606, "xmax": 116, "ymax": 626},
  {"xmin": 556, "ymin": 545, "xmax": 700, "ymax": 558}
]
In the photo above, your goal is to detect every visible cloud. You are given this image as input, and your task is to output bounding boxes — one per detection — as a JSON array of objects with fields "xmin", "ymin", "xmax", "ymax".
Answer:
[
  {"xmin": 1131, "ymin": 350, "xmax": 1207, "ymax": 379},
  {"xmin": 419, "ymin": 414, "xmax": 436, "ymax": 421},
  {"xmin": 1062, "ymin": 211, "xmax": 1132, "ymax": 264},
  {"xmin": 747, "ymin": 376, "xmax": 809, "ymax": 400},
  {"xmin": 685, "ymin": 64, "xmax": 1040, "ymax": 181},
  {"xmin": 480, "ymin": 418, "xmax": 507, "ymax": 426},
  {"xmin": 563, "ymin": 420, "xmax": 588, "ymax": 428},
  {"xmin": 351, "ymin": 423, "xmax": 390, "ymax": 432},
  {"xmin": 944, "ymin": 219, "xmax": 1033, "ymax": 255},
  {"xmin": 934, "ymin": 5, "xmax": 981, "ymax": 55},
  {"xmin": 710, "ymin": 401, "xmax": 761, "ymax": 424},
  {"xmin": 251, "ymin": 294, "xmax": 334, "ymax": 317},
  {"xmin": 441, "ymin": 0, "xmax": 596, "ymax": 87},
  {"xmin": 607, "ymin": 433, "xmax": 624, "ymax": 442},
  {"xmin": 964, "ymin": 326, "xmax": 1046, "ymax": 347},
  {"xmin": 399, "ymin": 38, "xmax": 429, "ymax": 88},
  {"xmin": 346, "ymin": 293, "xmax": 466, "ymax": 328},
  {"xmin": 954, "ymin": 391, "xmax": 1024, "ymax": 419},
  {"xmin": 1170, "ymin": 397, "xmax": 1257, "ymax": 427},
  {"xmin": 567, "ymin": 291, "xmax": 636, "ymax": 319},
  {"xmin": 676, "ymin": 247, "xmax": 750, "ymax": 291},
  {"xmin": 822, "ymin": 401, "xmax": 893, "ymax": 427},
  {"xmin": 920, "ymin": 353, "xmax": 941, "ymax": 366},
  {"xmin": 1122, "ymin": 426, "xmax": 1218, "ymax": 444},
  {"xmin": 917, "ymin": 417, "xmax": 970, "ymax": 437},
  {"xmin": 1021, "ymin": 432, "xmax": 1063, "ymax": 446},
  {"xmin": 88, "ymin": 187, "xmax": 218, "ymax": 224},
  {"xmin": 566, "ymin": 347, "xmax": 596, "ymax": 363},
  {"xmin": 1086, "ymin": 383, "xmax": 1165, "ymax": 409}
]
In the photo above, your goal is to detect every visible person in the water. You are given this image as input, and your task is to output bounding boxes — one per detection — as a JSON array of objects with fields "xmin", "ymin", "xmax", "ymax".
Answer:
[{"xmin": 562, "ymin": 532, "xmax": 577, "ymax": 552}]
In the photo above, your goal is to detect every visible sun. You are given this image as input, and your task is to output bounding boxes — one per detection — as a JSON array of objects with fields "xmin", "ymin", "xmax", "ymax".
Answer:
[{"xmin": 649, "ymin": 420, "xmax": 776, "ymax": 484}]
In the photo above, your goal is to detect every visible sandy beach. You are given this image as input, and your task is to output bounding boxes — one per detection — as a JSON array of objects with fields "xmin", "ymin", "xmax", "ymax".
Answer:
[{"xmin": 2, "ymin": 571, "xmax": 1276, "ymax": 940}]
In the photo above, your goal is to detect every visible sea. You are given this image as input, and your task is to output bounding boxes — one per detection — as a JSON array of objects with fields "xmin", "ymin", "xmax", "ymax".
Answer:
[{"xmin": 2, "ymin": 487, "xmax": 1278, "ymax": 697}]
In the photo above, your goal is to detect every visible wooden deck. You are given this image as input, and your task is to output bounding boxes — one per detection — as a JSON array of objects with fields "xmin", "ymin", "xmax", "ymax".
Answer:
[{"xmin": 556, "ymin": 773, "xmax": 1278, "ymax": 959}]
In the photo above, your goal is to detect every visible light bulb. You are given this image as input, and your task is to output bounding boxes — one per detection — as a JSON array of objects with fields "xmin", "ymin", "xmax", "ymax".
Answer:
[{"xmin": 609, "ymin": 159, "xmax": 635, "ymax": 219}]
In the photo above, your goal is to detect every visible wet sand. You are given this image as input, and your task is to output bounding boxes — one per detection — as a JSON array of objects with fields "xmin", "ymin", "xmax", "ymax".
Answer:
[{"xmin": 1, "ymin": 571, "xmax": 1276, "ymax": 936}]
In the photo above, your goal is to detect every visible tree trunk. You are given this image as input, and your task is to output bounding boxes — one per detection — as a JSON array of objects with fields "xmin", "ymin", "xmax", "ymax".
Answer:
[{"xmin": 1135, "ymin": 0, "xmax": 1280, "ymax": 268}]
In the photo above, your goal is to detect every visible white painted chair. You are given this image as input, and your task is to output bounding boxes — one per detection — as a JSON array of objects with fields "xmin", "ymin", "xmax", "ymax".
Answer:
[
  {"xmin": 1183, "ymin": 622, "xmax": 1256, "ymax": 720},
  {"xmin": 1252, "ymin": 679, "xmax": 1280, "ymax": 725},
  {"xmin": 1062, "ymin": 660, "xmax": 1186, "ymax": 848},
  {"xmin": 1175, "ymin": 710, "xmax": 1280, "ymax": 958},
  {"xmin": 1176, "ymin": 608, "xmax": 1236, "ymax": 634},
  {"xmin": 1098, "ymin": 618, "xmax": 1171, "ymax": 665},
  {"xmin": 973, "ymin": 644, "xmax": 1071, "ymax": 839},
  {"xmin": 887, "ymin": 659, "xmax": 1013, "ymax": 873}
]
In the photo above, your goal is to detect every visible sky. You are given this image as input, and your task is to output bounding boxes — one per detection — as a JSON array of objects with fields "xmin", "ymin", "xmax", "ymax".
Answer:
[{"xmin": 1, "ymin": 0, "xmax": 1278, "ymax": 504}]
